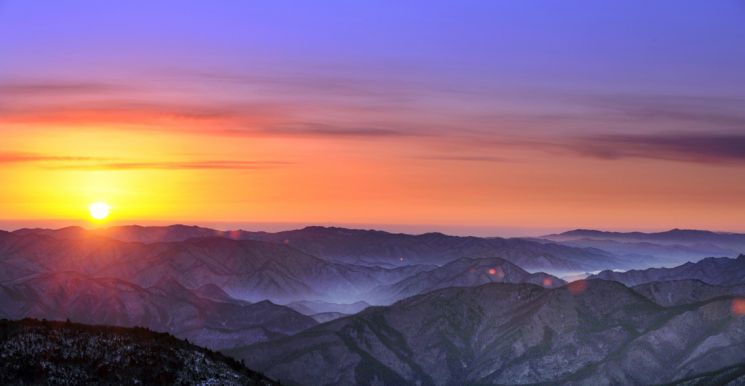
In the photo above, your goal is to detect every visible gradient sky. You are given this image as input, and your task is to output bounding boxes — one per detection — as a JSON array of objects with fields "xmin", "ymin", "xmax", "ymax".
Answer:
[{"xmin": 1, "ymin": 0, "xmax": 745, "ymax": 234}]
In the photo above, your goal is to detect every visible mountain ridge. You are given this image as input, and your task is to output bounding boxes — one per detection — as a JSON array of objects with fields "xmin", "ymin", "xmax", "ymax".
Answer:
[
  {"xmin": 367, "ymin": 256, "xmax": 565, "ymax": 304},
  {"xmin": 10, "ymin": 225, "xmax": 623, "ymax": 272},
  {"xmin": 0, "ymin": 318, "xmax": 278, "ymax": 385},
  {"xmin": 590, "ymin": 255, "xmax": 745, "ymax": 287}
]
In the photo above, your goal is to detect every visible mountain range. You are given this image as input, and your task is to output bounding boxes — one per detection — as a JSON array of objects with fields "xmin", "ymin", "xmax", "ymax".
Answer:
[
  {"xmin": 4, "ymin": 224, "xmax": 745, "ymax": 385},
  {"xmin": 590, "ymin": 255, "xmax": 745, "ymax": 287},
  {"xmin": 0, "ymin": 226, "xmax": 581, "ymax": 355},
  {"xmin": 11, "ymin": 225, "xmax": 623, "ymax": 272},
  {"xmin": 543, "ymin": 229, "xmax": 745, "ymax": 268},
  {"xmin": 229, "ymin": 280, "xmax": 745, "ymax": 386},
  {"xmin": 0, "ymin": 271, "xmax": 316, "ymax": 350},
  {"xmin": 241, "ymin": 226, "xmax": 623, "ymax": 272},
  {"xmin": 546, "ymin": 228, "xmax": 745, "ymax": 246},
  {"xmin": 24, "ymin": 224, "xmax": 743, "ymax": 274},
  {"xmin": 0, "ymin": 232, "xmax": 430, "ymax": 304}
]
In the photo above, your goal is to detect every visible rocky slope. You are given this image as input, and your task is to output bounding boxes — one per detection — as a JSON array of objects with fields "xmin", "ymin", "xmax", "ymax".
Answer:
[
  {"xmin": 0, "ymin": 318, "xmax": 277, "ymax": 385},
  {"xmin": 228, "ymin": 280, "xmax": 745, "ymax": 386},
  {"xmin": 590, "ymin": 255, "xmax": 745, "ymax": 286},
  {"xmin": 633, "ymin": 279, "xmax": 745, "ymax": 307},
  {"xmin": 368, "ymin": 256, "xmax": 565, "ymax": 304},
  {"xmin": 665, "ymin": 363, "xmax": 745, "ymax": 386}
]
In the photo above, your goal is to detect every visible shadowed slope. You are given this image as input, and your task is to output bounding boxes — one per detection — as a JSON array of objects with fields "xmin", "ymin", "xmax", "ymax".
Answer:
[
  {"xmin": 633, "ymin": 279, "xmax": 745, "ymax": 307},
  {"xmin": 0, "ymin": 271, "xmax": 317, "ymax": 350}
]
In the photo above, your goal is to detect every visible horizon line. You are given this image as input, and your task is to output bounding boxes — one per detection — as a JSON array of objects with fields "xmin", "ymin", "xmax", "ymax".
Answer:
[{"xmin": 1, "ymin": 219, "xmax": 743, "ymax": 238}]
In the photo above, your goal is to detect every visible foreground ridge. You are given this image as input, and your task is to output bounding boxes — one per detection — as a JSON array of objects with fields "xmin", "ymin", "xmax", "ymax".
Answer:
[{"xmin": 0, "ymin": 318, "xmax": 278, "ymax": 386}]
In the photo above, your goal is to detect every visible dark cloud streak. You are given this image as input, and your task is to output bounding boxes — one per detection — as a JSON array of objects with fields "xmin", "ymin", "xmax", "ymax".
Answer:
[
  {"xmin": 415, "ymin": 155, "xmax": 511, "ymax": 163},
  {"xmin": 0, "ymin": 100, "xmax": 420, "ymax": 139},
  {"xmin": 0, "ymin": 153, "xmax": 109, "ymax": 164},
  {"xmin": 0, "ymin": 81, "xmax": 129, "ymax": 97},
  {"xmin": 583, "ymin": 94, "xmax": 745, "ymax": 128},
  {"xmin": 259, "ymin": 123, "xmax": 414, "ymax": 138},
  {"xmin": 567, "ymin": 132, "xmax": 745, "ymax": 164}
]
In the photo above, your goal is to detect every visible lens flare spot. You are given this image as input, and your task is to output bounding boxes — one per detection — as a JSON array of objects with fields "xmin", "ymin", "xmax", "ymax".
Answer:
[
  {"xmin": 567, "ymin": 280, "xmax": 588, "ymax": 295},
  {"xmin": 487, "ymin": 267, "xmax": 504, "ymax": 280},
  {"xmin": 543, "ymin": 277, "xmax": 554, "ymax": 287},
  {"xmin": 732, "ymin": 298, "xmax": 745, "ymax": 316}
]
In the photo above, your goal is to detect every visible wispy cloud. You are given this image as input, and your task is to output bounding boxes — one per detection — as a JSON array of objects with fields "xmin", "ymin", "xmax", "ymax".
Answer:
[
  {"xmin": 451, "ymin": 93, "xmax": 745, "ymax": 166},
  {"xmin": 415, "ymin": 155, "xmax": 511, "ymax": 163},
  {"xmin": 0, "ymin": 81, "xmax": 127, "ymax": 97},
  {"xmin": 0, "ymin": 99, "xmax": 421, "ymax": 139},
  {"xmin": 183, "ymin": 70, "xmax": 408, "ymax": 100},
  {"xmin": 0, "ymin": 152, "xmax": 289, "ymax": 170},
  {"xmin": 0, "ymin": 100, "xmax": 256, "ymax": 126},
  {"xmin": 258, "ymin": 123, "xmax": 416, "ymax": 138},
  {"xmin": 54, "ymin": 160, "xmax": 290, "ymax": 171},
  {"xmin": 582, "ymin": 94, "xmax": 745, "ymax": 128},
  {"xmin": 467, "ymin": 131, "xmax": 745, "ymax": 165},
  {"xmin": 3, "ymin": 77, "xmax": 744, "ymax": 166},
  {"xmin": 0, "ymin": 152, "xmax": 109, "ymax": 164}
]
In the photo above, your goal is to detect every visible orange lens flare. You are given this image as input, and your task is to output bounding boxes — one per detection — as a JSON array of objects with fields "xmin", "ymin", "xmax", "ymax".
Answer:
[
  {"xmin": 567, "ymin": 280, "xmax": 588, "ymax": 295},
  {"xmin": 732, "ymin": 298, "xmax": 745, "ymax": 316}
]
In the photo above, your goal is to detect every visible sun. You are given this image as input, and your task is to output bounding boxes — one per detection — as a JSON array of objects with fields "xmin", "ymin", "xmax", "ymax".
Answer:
[{"xmin": 89, "ymin": 202, "xmax": 111, "ymax": 220}]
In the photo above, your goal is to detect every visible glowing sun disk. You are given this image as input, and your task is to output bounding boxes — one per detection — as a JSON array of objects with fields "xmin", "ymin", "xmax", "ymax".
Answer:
[{"xmin": 89, "ymin": 202, "xmax": 111, "ymax": 220}]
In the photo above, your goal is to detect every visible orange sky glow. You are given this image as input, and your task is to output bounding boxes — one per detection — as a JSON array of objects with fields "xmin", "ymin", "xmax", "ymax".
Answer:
[
  {"xmin": 1, "ymin": 2, "xmax": 744, "ymax": 235},
  {"xmin": 2, "ymin": 120, "xmax": 744, "ymax": 234}
]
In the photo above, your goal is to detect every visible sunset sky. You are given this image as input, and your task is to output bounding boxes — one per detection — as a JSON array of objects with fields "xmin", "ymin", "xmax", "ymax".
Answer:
[{"xmin": 1, "ymin": 1, "xmax": 744, "ymax": 235}]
